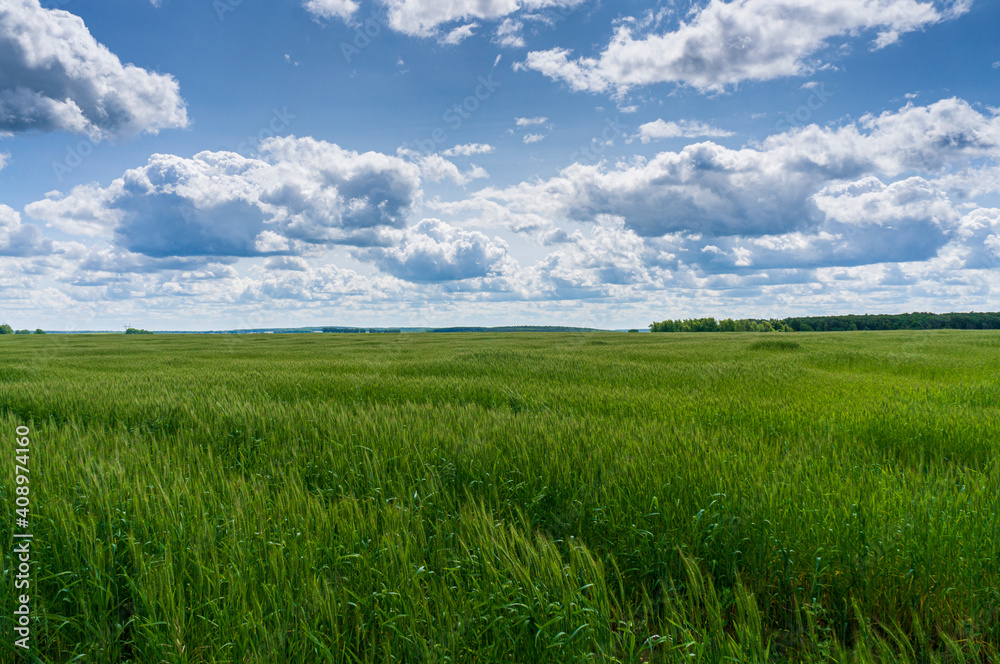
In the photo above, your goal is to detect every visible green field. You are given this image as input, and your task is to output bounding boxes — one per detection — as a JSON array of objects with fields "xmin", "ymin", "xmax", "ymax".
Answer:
[{"xmin": 1, "ymin": 331, "xmax": 998, "ymax": 663}]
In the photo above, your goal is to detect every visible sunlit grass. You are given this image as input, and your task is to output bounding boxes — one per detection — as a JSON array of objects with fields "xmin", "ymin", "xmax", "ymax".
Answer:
[{"xmin": 1, "ymin": 331, "xmax": 998, "ymax": 662}]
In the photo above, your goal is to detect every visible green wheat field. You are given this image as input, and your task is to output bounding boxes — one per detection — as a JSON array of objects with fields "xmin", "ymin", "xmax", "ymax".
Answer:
[{"xmin": 1, "ymin": 331, "xmax": 998, "ymax": 663}]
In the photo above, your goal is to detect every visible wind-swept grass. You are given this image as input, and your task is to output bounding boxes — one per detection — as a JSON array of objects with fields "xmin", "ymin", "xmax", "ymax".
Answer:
[{"xmin": 1, "ymin": 331, "xmax": 998, "ymax": 662}]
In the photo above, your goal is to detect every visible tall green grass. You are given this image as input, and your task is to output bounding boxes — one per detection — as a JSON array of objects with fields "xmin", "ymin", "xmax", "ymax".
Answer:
[{"xmin": 1, "ymin": 331, "xmax": 998, "ymax": 662}]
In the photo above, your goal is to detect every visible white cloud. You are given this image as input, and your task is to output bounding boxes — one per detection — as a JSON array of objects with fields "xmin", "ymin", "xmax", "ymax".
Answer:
[
  {"xmin": 0, "ymin": 204, "xmax": 53, "ymax": 257},
  {"xmin": 400, "ymin": 150, "xmax": 489, "ymax": 185},
  {"xmin": 302, "ymin": 0, "xmax": 359, "ymax": 20},
  {"xmin": 937, "ymin": 207, "xmax": 1000, "ymax": 269},
  {"xmin": 516, "ymin": 116, "xmax": 549, "ymax": 127},
  {"xmin": 1, "ymin": 204, "xmax": 20, "ymax": 227},
  {"xmin": 530, "ymin": 218, "xmax": 661, "ymax": 297},
  {"xmin": 75, "ymin": 249, "xmax": 234, "ymax": 277},
  {"xmin": 467, "ymin": 98, "xmax": 1000, "ymax": 272},
  {"xmin": 516, "ymin": 116, "xmax": 552, "ymax": 144},
  {"xmin": 442, "ymin": 23, "xmax": 479, "ymax": 45},
  {"xmin": 379, "ymin": 0, "xmax": 586, "ymax": 39},
  {"xmin": 264, "ymin": 256, "xmax": 311, "ymax": 272},
  {"xmin": 813, "ymin": 176, "xmax": 959, "ymax": 228},
  {"xmin": 64, "ymin": 253, "xmax": 411, "ymax": 309},
  {"xmin": 495, "ymin": 18, "xmax": 526, "ymax": 48},
  {"xmin": 636, "ymin": 119, "xmax": 734, "ymax": 143},
  {"xmin": 26, "ymin": 183, "xmax": 126, "ymax": 237},
  {"xmin": 0, "ymin": 0, "xmax": 188, "ymax": 138},
  {"xmin": 442, "ymin": 143, "xmax": 495, "ymax": 157},
  {"xmin": 26, "ymin": 137, "xmax": 423, "ymax": 258},
  {"xmin": 355, "ymin": 218, "xmax": 512, "ymax": 282},
  {"xmin": 523, "ymin": 0, "xmax": 970, "ymax": 94},
  {"xmin": 732, "ymin": 247, "xmax": 754, "ymax": 267}
]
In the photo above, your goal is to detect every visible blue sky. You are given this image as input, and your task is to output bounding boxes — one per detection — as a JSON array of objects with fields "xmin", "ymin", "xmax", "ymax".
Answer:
[{"xmin": 1, "ymin": 0, "xmax": 1000, "ymax": 330}]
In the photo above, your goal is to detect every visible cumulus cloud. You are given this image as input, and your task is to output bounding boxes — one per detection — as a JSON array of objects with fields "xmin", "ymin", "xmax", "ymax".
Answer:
[
  {"xmin": 236, "ymin": 263, "xmax": 403, "ymax": 303},
  {"xmin": 529, "ymin": 218, "xmax": 664, "ymax": 297},
  {"xmin": 516, "ymin": 116, "xmax": 549, "ymax": 127},
  {"xmin": 63, "ymin": 248, "xmax": 411, "ymax": 308},
  {"xmin": 943, "ymin": 207, "xmax": 1000, "ymax": 270},
  {"xmin": 516, "ymin": 116, "xmax": 552, "ymax": 144},
  {"xmin": 398, "ymin": 149, "xmax": 489, "ymax": 185},
  {"xmin": 379, "ymin": 0, "xmax": 586, "ymax": 40},
  {"xmin": 9, "ymin": 87, "xmax": 1000, "ymax": 320},
  {"xmin": 302, "ymin": 0, "xmax": 359, "ymax": 20},
  {"xmin": 26, "ymin": 183, "xmax": 126, "ymax": 237},
  {"xmin": 0, "ymin": 204, "xmax": 53, "ymax": 256},
  {"xmin": 264, "ymin": 256, "xmax": 311, "ymax": 272},
  {"xmin": 442, "ymin": 23, "xmax": 479, "ymax": 45},
  {"xmin": 813, "ymin": 176, "xmax": 959, "ymax": 228},
  {"xmin": 26, "ymin": 137, "xmax": 422, "ymax": 259},
  {"xmin": 522, "ymin": 0, "xmax": 970, "ymax": 94},
  {"xmin": 442, "ymin": 143, "xmax": 494, "ymax": 157},
  {"xmin": 635, "ymin": 119, "xmax": 734, "ymax": 143},
  {"xmin": 459, "ymin": 98, "xmax": 1000, "ymax": 275},
  {"xmin": 74, "ymin": 248, "xmax": 228, "ymax": 276},
  {"xmin": 0, "ymin": 0, "xmax": 188, "ymax": 138},
  {"xmin": 690, "ymin": 223, "xmax": 949, "ymax": 271},
  {"xmin": 355, "ymin": 218, "xmax": 511, "ymax": 282},
  {"xmin": 480, "ymin": 99, "xmax": 999, "ymax": 237},
  {"xmin": 495, "ymin": 18, "xmax": 526, "ymax": 48}
]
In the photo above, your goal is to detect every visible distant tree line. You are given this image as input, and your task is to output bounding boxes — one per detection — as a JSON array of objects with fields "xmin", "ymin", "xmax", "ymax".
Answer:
[
  {"xmin": 323, "ymin": 327, "xmax": 366, "ymax": 334},
  {"xmin": 650, "ymin": 312, "xmax": 1000, "ymax": 333},
  {"xmin": 0, "ymin": 324, "xmax": 46, "ymax": 335},
  {"xmin": 650, "ymin": 318, "xmax": 794, "ymax": 333},
  {"xmin": 125, "ymin": 328, "xmax": 153, "ymax": 335}
]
